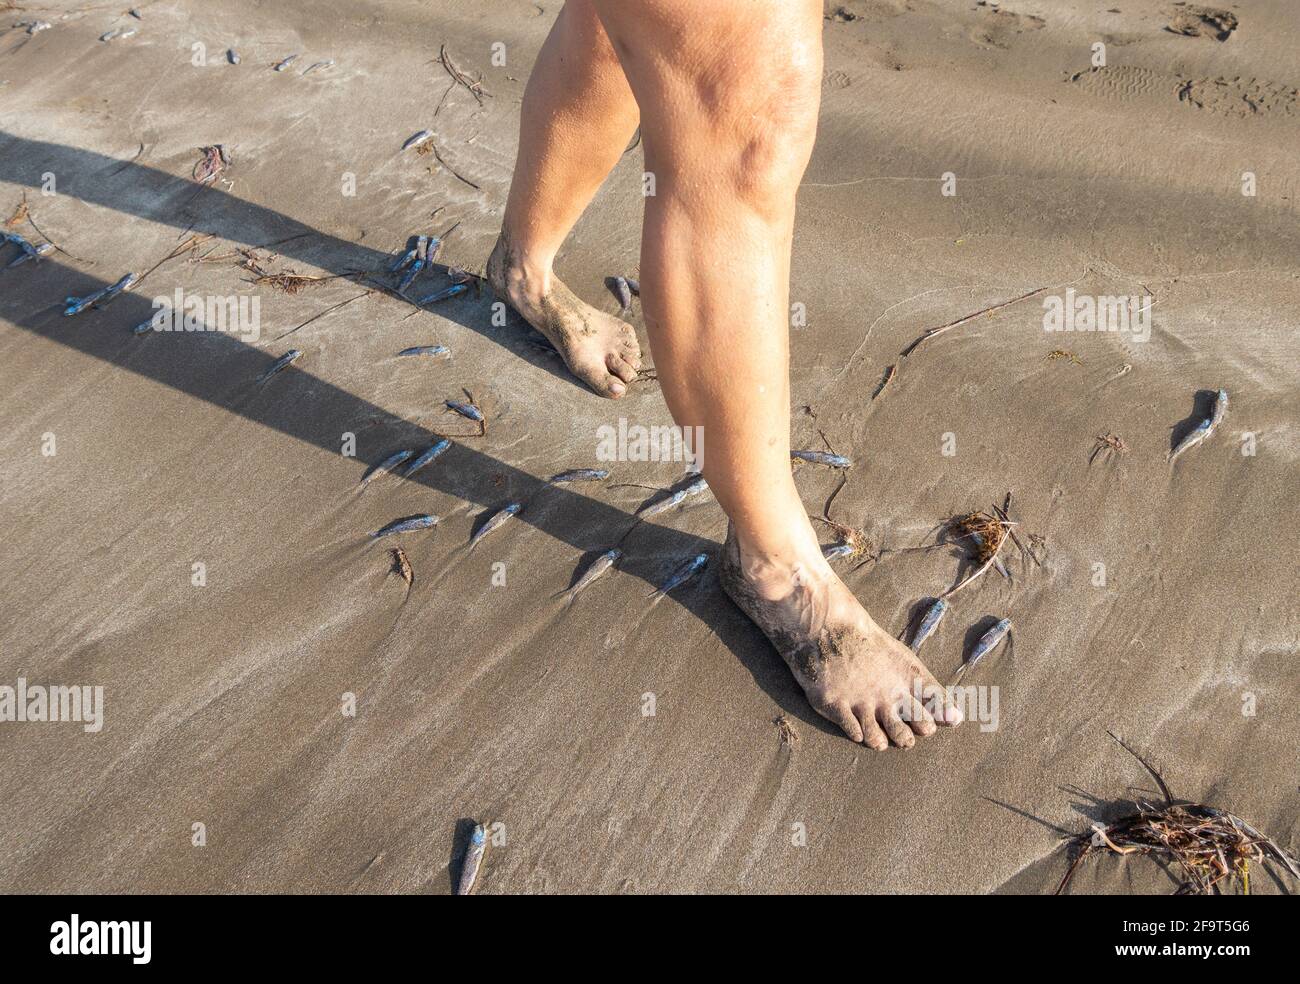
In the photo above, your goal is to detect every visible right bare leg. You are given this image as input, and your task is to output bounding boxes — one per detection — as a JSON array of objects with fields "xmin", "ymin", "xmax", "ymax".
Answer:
[
  {"xmin": 591, "ymin": 0, "xmax": 962, "ymax": 747},
  {"xmin": 487, "ymin": 0, "xmax": 643, "ymax": 398}
]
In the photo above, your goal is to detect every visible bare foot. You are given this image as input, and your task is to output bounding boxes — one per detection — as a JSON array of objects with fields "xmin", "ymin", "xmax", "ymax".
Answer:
[
  {"xmin": 487, "ymin": 232, "xmax": 642, "ymax": 398},
  {"xmin": 719, "ymin": 525, "xmax": 963, "ymax": 748}
]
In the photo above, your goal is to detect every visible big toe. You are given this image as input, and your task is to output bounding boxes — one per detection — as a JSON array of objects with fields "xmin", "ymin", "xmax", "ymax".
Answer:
[{"xmin": 606, "ymin": 351, "xmax": 639, "ymax": 384}]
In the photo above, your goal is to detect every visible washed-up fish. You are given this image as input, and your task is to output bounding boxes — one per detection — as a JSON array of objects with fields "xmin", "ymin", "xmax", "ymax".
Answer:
[
  {"xmin": 823, "ymin": 543, "xmax": 854, "ymax": 560},
  {"xmin": 651, "ymin": 553, "xmax": 708, "ymax": 599},
  {"xmin": 402, "ymin": 439, "xmax": 451, "ymax": 478},
  {"xmin": 395, "ymin": 236, "xmax": 433, "ymax": 292},
  {"xmin": 389, "ymin": 245, "xmax": 418, "ymax": 273},
  {"xmin": 63, "ymin": 273, "xmax": 136, "ymax": 316},
  {"xmin": 403, "ymin": 130, "xmax": 434, "ymax": 151},
  {"xmin": 565, "ymin": 548, "xmax": 621, "ymax": 604},
  {"xmin": 625, "ymin": 278, "xmax": 640, "ymax": 296},
  {"xmin": 418, "ymin": 283, "xmax": 468, "ymax": 305},
  {"xmin": 5, "ymin": 237, "xmax": 52, "ymax": 269},
  {"xmin": 910, "ymin": 598, "xmax": 948, "ymax": 653},
  {"xmin": 25, "ymin": 21, "xmax": 52, "ymax": 34},
  {"xmin": 470, "ymin": 503, "xmax": 521, "ymax": 550},
  {"xmin": 960, "ymin": 617, "xmax": 1011, "ymax": 674},
  {"xmin": 227, "ymin": 49, "xmax": 240, "ymax": 65},
  {"xmin": 456, "ymin": 823, "xmax": 486, "ymax": 895},
  {"xmin": 792, "ymin": 450, "xmax": 852, "ymax": 469},
  {"xmin": 445, "ymin": 400, "xmax": 483, "ymax": 423},
  {"xmin": 372, "ymin": 514, "xmax": 439, "ymax": 538},
  {"xmin": 1169, "ymin": 389, "xmax": 1228, "ymax": 463},
  {"xmin": 548, "ymin": 468, "xmax": 609, "ymax": 485},
  {"xmin": 638, "ymin": 475, "xmax": 710, "ymax": 517},
  {"xmin": 612, "ymin": 276, "xmax": 632, "ymax": 312},
  {"xmin": 100, "ymin": 28, "xmax": 137, "ymax": 42},
  {"xmin": 359, "ymin": 449, "xmax": 415, "ymax": 489},
  {"xmin": 132, "ymin": 317, "xmax": 156, "ymax": 335},
  {"xmin": 257, "ymin": 349, "xmax": 302, "ymax": 382},
  {"xmin": 397, "ymin": 345, "xmax": 450, "ymax": 359},
  {"xmin": 273, "ymin": 54, "xmax": 300, "ymax": 72},
  {"xmin": 302, "ymin": 59, "xmax": 335, "ymax": 76},
  {"xmin": 129, "ymin": 8, "xmax": 143, "ymax": 18},
  {"xmin": 98, "ymin": 271, "xmax": 138, "ymax": 303}
]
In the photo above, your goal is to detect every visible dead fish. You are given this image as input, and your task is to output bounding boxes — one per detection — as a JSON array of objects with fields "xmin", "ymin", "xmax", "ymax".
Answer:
[
  {"xmin": 63, "ymin": 273, "xmax": 136, "ymax": 316},
  {"xmin": 456, "ymin": 823, "xmax": 487, "ymax": 895},
  {"xmin": 257, "ymin": 349, "xmax": 302, "ymax": 382},
  {"xmin": 397, "ymin": 345, "xmax": 450, "ymax": 359},
  {"xmin": 470, "ymin": 503, "xmax": 521, "ymax": 550},
  {"xmin": 359, "ymin": 449, "xmax": 415, "ymax": 489},
  {"xmin": 389, "ymin": 245, "xmax": 419, "ymax": 273},
  {"xmin": 548, "ymin": 468, "xmax": 609, "ymax": 485},
  {"xmin": 25, "ymin": 21, "xmax": 52, "ymax": 35},
  {"xmin": 100, "ymin": 28, "xmax": 137, "ymax": 42},
  {"xmin": 1170, "ymin": 389, "xmax": 1228, "ymax": 463},
  {"xmin": 132, "ymin": 317, "xmax": 156, "ymax": 335},
  {"xmin": 98, "ymin": 271, "xmax": 138, "ymax": 304},
  {"xmin": 564, "ymin": 548, "xmax": 621, "ymax": 604},
  {"xmin": 129, "ymin": 8, "xmax": 143, "ymax": 19},
  {"xmin": 960, "ymin": 617, "xmax": 1011, "ymax": 675},
  {"xmin": 273, "ymin": 54, "xmax": 300, "ymax": 72},
  {"xmin": 372, "ymin": 514, "xmax": 439, "ymax": 538},
  {"xmin": 302, "ymin": 59, "xmax": 335, "ymax": 76},
  {"xmin": 792, "ymin": 450, "xmax": 852, "ymax": 469},
  {"xmin": 445, "ymin": 400, "xmax": 483, "ymax": 423},
  {"xmin": 638, "ymin": 475, "xmax": 710, "ymax": 517},
  {"xmin": 1209, "ymin": 388, "xmax": 1229, "ymax": 429},
  {"xmin": 395, "ymin": 236, "xmax": 435, "ymax": 292},
  {"xmin": 402, "ymin": 439, "xmax": 451, "ymax": 478},
  {"xmin": 651, "ymin": 553, "xmax": 708, "ymax": 599},
  {"xmin": 391, "ymin": 547, "xmax": 413, "ymax": 588},
  {"xmin": 4, "ymin": 237, "xmax": 52, "ymax": 269},
  {"xmin": 625, "ymin": 278, "xmax": 640, "ymax": 296},
  {"xmin": 910, "ymin": 598, "xmax": 948, "ymax": 653},
  {"xmin": 612, "ymin": 275, "xmax": 632, "ymax": 312},
  {"xmin": 823, "ymin": 543, "xmax": 854, "ymax": 560},
  {"xmin": 418, "ymin": 283, "xmax": 468, "ymax": 305},
  {"xmin": 227, "ymin": 49, "xmax": 240, "ymax": 65},
  {"xmin": 403, "ymin": 130, "xmax": 434, "ymax": 151}
]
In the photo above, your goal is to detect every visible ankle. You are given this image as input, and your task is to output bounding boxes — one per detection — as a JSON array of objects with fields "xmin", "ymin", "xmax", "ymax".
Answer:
[{"xmin": 489, "ymin": 231, "xmax": 553, "ymax": 301}]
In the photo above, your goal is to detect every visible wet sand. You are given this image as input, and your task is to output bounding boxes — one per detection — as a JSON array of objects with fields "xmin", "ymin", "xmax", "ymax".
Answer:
[{"xmin": 0, "ymin": 0, "xmax": 1297, "ymax": 893}]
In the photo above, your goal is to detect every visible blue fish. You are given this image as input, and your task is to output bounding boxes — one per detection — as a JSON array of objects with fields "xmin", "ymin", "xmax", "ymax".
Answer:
[
  {"xmin": 651, "ymin": 553, "xmax": 709, "ymax": 599},
  {"xmin": 548, "ymin": 468, "xmax": 609, "ymax": 484},
  {"xmin": 419, "ymin": 283, "xmax": 468, "ymax": 305},
  {"xmin": 445, "ymin": 400, "xmax": 484, "ymax": 423},
  {"xmin": 257, "ymin": 349, "xmax": 302, "ymax": 382},
  {"xmin": 469, "ymin": 503, "xmax": 521, "ymax": 551},
  {"xmin": 402, "ymin": 440, "xmax": 451, "ymax": 478},
  {"xmin": 359, "ymin": 449, "xmax": 415, "ymax": 489},
  {"xmin": 792, "ymin": 450, "xmax": 852, "ymax": 469},
  {"xmin": 961, "ymin": 617, "xmax": 1011, "ymax": 674},
  {"xmin": 563, "ymin": 548, "xmax": 621, "ymax": 604},
  {"xmin": 397, "ymin": 345, "xmax": 450, "ymax": 358},
  {"xmin": 456, "ymin": 823, "xmax": 487, "ymax": 895},
  {"xmin": 371, "ymin": 514, "xmax": 439, "ymax": 538},
  {"xmin": 910, "ymin": 598, "xmax": 948, "ymax": 653}
]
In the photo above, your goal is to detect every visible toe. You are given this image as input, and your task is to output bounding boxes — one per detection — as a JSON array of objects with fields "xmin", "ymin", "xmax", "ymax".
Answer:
[
  {"xmin": 878, "ymin": 706, "xmax": 915, "ymax": 749},
  {"xmin": 855, "ymin": 707, "xmax": 889, "ymax": 751},
  {"xmin": 903, "ymin": 696, "xmax": 937, "ymax": 737},
  {"xmin": 912, "ymin": 660, "xmax": 963, "ymax": 726},
  {"xmin": 817, "ymin": 701, "xmax": 864, "ymax": 743},
  {"xmin": 606, "ymin": 352, "xmax": 638, "ymax": 384}
]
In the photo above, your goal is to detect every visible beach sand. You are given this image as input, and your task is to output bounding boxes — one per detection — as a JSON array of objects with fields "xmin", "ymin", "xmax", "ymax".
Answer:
[{"xmin": 0, "ymin": 0, "xmax": 1296, "ymax": 893}]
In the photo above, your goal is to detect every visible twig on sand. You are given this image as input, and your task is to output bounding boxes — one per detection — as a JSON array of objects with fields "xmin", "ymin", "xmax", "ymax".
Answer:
[
  {"xmin": 871, "ymin": 363, "xmax": 897, "ymax": 401},
  {"xmin": 135, "ymin": 232, "xmax": 213, "ymax": 289},
  {"xmin": 274, "ymin": 290, "xmax": 371, "ymax": 341},
  {"xmin": 431, "ymin": 143, "xmax": 481, "ymax": 191},
  {"xmin": 438, "ymin": 44, "xmax": 490, "ymax": 105},
  {"xmin": 901, "ymin": 284, "xmax": 1053, "ymax": 357}
]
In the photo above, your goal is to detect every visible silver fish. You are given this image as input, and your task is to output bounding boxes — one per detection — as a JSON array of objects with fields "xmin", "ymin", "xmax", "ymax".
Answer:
[
  {"xmin": 565, "ymin": 548, "xmax": 621, "ymax": 604},
  {"xmin": 613, "ymin": 275, "xmax": 632, "ymax": 312},
  {"xmin": 6, "ymin": 240, "xmax": 52, "ymax": 269},
  {"xmin": 823, "ymin": 543, "xmax": 854, "ymax": 560},
  {"xmin": 372, "ymin": 514, "xmax": 439, "ymax": 538},
  {"xmin": 651, "ymin": 553, "xmax": 709, "ymax": 599},
  {"xmin": 64, "ymin": 288, "xmax": 108, "ymax": 316},
  {"xmin": 792, "ymin": 450, "xmax": 852, "ymax": 469},
  {"xmin": 638, "ymin": 475, "xmax": 710, "ymax": 517},
  {"xmin": 625, "ymin": 278, "xmax": 640, "ymax": 296},
  {"xmin": 548, "ymin": 468, "xmax": 609, "ymax": 485},
  {"xmin": 302, "ymin": 59, "xmax": 335, "ymax": 76},
  {"xmin": 445, "ymin": 400, "xmax": 483, "ymax": 423},
  {"xmin": 227, "ymin": 49, "xmax": 240, "ymax": 65},
  {"xmin": 397, "ymin": 345, "xmax": 450, "ymax": 358},
  {"xmin": 456, "ymin": 823, "xmax": 487, "ymax": 895},
  {"xmin": 962, "ymin": 617, "xmax": 1011, "ymax": 673},
  {"xmin": 470, "ymin": 503, "xmax": 521, "ymax": 550},
  {"xmin": 273, "ymin": 54, "xmax": 300, "ymax": 72},
  {"xmin": 389, "ymin": 246, "xmax": 418, "ymax": 273},
  {"xmin": 98, "ymin": 271, "xmax": 138, "ymax": 304},
  {"xmin": 1210, "ymin": 388, "xmax": 1228, "ymax": 429},
  {"xmin": 403, "ymin": 130, "xmax": 434, "ymax": 151},
  {"xmin": 402, "ymin": 440, "xmax": 451, "ymax": 478},
  {"xmin": 129, "ymin": 8, "xmax": 143, "ymax": 18},
  {"xmin": 132, "ymin": 317, "xmax": 156, "ymax": 335},
  {"xmin": 100, "ymin": 28, "xmax": 136, "ymax": 42},
  {"xmin": 418, "ymin": 283, "xmax": 468, "ymax": 305},
  {"xmin": 257, "ymin": 349, "xmax": 302, "ymax": 382},
  {"xmin": 910, "ymin": 598, "xmax": 948, "ymax": 653},
  {"xmin": 26, "ymin": 21, "xmax": 52, "ymax": 34},
  {"xmin": 359, "ymin": 449, "xmax": 415, "ymax": 489},
  {"xmin": 1169, "ymin": 389, "xmax": 1228, "ymax": 463}
]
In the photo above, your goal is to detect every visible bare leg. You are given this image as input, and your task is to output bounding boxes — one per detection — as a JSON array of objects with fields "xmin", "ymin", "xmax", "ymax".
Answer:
[
  {"xmin": 592, "ymin": 0, "xmax": 962, "ymax": 746},
  {"xmin": 487, "ymin": 0, "xmax": 642, "ymax": 398}
]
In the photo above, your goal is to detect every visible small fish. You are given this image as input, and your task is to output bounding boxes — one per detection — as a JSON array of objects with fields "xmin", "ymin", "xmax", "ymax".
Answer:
[
  {"xmin": 638, "ymin": 475, "xmax": 710, "ymax": 517},
  {"xmin": 403, "ymin": 130, "xmax": 434, "ymax": 151},
  {"xmin": 548, "ymin": 468, "xmax": 609, "ymax": 485},
  {"xmin": 1169, "ymin": 389, "xmax": 1228, "ymax": 463},
  {"xmin": 391, "ymin": 547, "xmax": 413, "ymax": 588},
  {"xmin": 388, "ymin": 246, "xmax": 418, "ymax": 273},
  {"xmin": 470, "ymin": 503, "xmax": 522, "ymax": 551},
  {"xmin": 359, "ymin": 449, "xmax": 415, "ymax": 489},
  {"xmin": 961, "ymin": 617, "xmax": 1011, "ymax": 674},
  {"xmin": 625, "ymin": 278, "xmax": 640, "ymax": 296},
  {"xmin": 25, "ymin": 21, "xmax": 52, "ymax": 35},
  {"xmin": 273, "ymin": 54, "xmax": 300, "ymax": 72},
  {"xmin": 445, "ymin": 400, "xmax": 484, "ymax": 423},
  {"xmin": 302, "ymin": 59, "xmax": 335, "ymax": 76},
  {"xmin": 1209, "ymin": 388, "xmax": 1228, "ymax": 429},
  {"xmin": 396, "ymin": 345, "xmax": 450, "ymax": 359},
  {"xmin": 97, "ymin": 272, "xmax": 138, "ymax": 304},
  {"xmin": 129, "ymin": 8, "xmax": 143, "ymax": 19},
  {"xmin": 132, "ymin": 317, "xmax": 156, "ymax": 335},
  {"xmin": 612, "ymin": 275, "xmax": 632, "ymax": 312},
  {"xmin": 564, "ymin": 548, "xmax": 621, "ymax": 604},
  {"xmin": 651, "ymin": 553, "xmax": 709, "ymax": 599},
  {"xmin": 792, "ymin": 450, "xmax": 852, "ymax": 469},
  {"xmin": 257, "ymin": 349, "xmax": 302, "ymax": 382},
  {"xmin": 5, "ymin": 239, "xmax": 52, "ymax": 269},
  {"xmin": 456, "ymin": 823, "xmax": 487, "ymax": 895},
  {"xmin": 402, "ymin": 439, "xmax": 451, "ymax": 478},
  {"xmin": 100, "ymin": 28, "xmax": 136, "ymax": 42},
  {"xmin": 64, "ymin": 274, "xmax": 134, "ymax": 316},
  {"xmin": 910, "ymin": 598, "xmax": 948, "ymax": 653},
  {"xmin": 227, "ymin": 49, "xmax": 240, "ymax": 65},
  {"xmin": 419, "ymin": 283, "xmax": 468, "ymax": 305},
  {"xmin": 371, "ymin": 514, "xmax": 439, "ymax": 538},
  {"xmin": 823, "ymin": 543, "xmax": 854, "ymax": 560}
]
